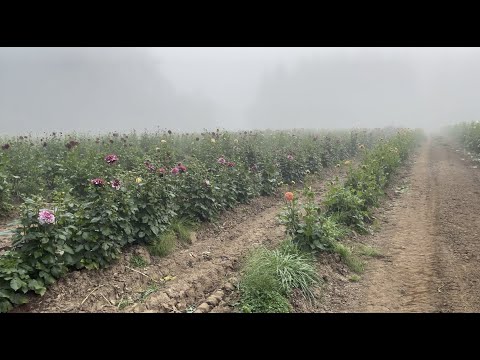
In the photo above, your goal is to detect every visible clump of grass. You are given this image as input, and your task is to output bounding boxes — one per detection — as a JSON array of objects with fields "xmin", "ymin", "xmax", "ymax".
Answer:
[
  {"xmin": 148, "ymin": 231, "xmax": 176, "ymax": 257},
  {"xmin": 333, "ymin": 242, "xmax": 365, "ymax": 274},
  {"xmin": 117, "ymin": 298, "xmax": 133, "ymax": 310},
  {"xmin": 129, "ymin": 255, "xmax": 148, "ymax": 268},
  {"xmin": 139, "ymin": 284, "xmax": 159, "ymax": 302},
  {"xmin": 358, "ymin": 244, "xmax": 382, "ymax": 258},
  {"xmin": 239, "ymin": 240, "xmax": 320, "ymax": 313},
  {"xmin": 348, "ymin": 274, "xmax": 361, "ymax": 282},
  {"xmin": 170, "ymin": 218, "xmax": 196, "ymax": 244},
  {"xmin": 240, "ymin": 289, "xmax": 290, "ymax": 313},
  {"xmin": 371, "ymin": 218, "xmax": 382, "ymax": 232}
]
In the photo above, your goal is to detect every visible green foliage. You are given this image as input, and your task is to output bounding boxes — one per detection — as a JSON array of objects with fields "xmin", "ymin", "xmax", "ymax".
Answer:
[
  {"xmin": 333, "ymin": 242, "xmax": 365, "ymax": 273},
  {"xmin": 130, "ymin": 255, "xmax": 148, "ymax": 268},
  {"xmin": 0, "ymin": 127, "xmax": 398, "ymax": 312},
  {"xmin": 279, "ymin": 187, "xmax": 347, "ymax": 251},
  {"xmin": 239, "ymin": 241, "xmax": 319, "ymax": 313},
  {"xmin": 170, "ymin": 218, "xmax": 195, "ymax": 244},
  {"xmin": 0, "ymin": 251, "xmax": 46, "ymax": 312},
  {"xmin": 0, "ymin": 155, "xmax": 12, "ymax": 217},
  {"xmin": 357, "ymin": 244, "xmax": 382, "ymax": 258},
  {"xmin": 324, "ymin": 185, "xmax": 370, "ymax": 233},
  {"xmin": 449, "ymin": 121, "xmax": 480, "ymax": 155},
  {"xmin": 349, "ymin": 274, "xmax": 361, "ymax": 282},
  {"xmin": 240, "ymin": 289, "xmax": 290, "ymax": 313},
  {"xmin": 325, "ymin": 128, "xmax": 421, "ymax": 233},
  {"xmin": 148, "ymin": 231, "xmax": 177, "ymax": 257},
  {"xmin": 275, "ymin": 128, "xmax": 421, "ymax": 278}
]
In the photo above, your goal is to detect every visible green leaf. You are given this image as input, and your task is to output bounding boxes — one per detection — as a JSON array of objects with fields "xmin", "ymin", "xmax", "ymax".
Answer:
[
  {"xmin": 8, "ymin": 292, "xmax": 29, "ymax": 305},
  {"xmin": 10, "ymin": 278, "xmax": 26, "ymax": 291},
  {"xmin": 63, "ymin": 244, "xmax": 74, "ymax": 255},
  {"xmin": 28, "ymin": 279, "xmax": 46, "ymax": 296},
  {"xmin": 0, "ymin": 299, "xmax": 13, "ymax": 313}
]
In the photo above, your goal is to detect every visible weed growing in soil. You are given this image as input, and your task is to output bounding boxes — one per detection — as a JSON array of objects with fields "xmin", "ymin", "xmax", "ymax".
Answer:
[
  {"xmin": 358, "ymin": 244, "xmax": 382, "ymax": 258},
  {"xmin": 170, "ymin": 218, "xmax": 196, "ymax": 244},
  {"xmin": 239, "ymin": 240, "xmax": 319, "ymax": 313},
  {"xmin": 333, "ymin": 242, "xmax": 364, "ymax": 273},
  {"xmin": 240, "ymin": 289, "xmax": 290, "ymax": 313},
  {"xmin": 348, "ymin": 274, "xmax": 361, "ymax": 282},
  {"xmin": 186, "ymin": 304, "xmax": 196, "ymax": 313},
  {"xmin": 117, "ymin": 297, "xmax": 133, "ymax": 310},
  {"xmin": 148, "ymin": 231, "xmax": 176, "ymax": 257},
  {"xmin": 139, "ymin": 284, "xmax": 158, "ymax": 302},
  {"xmin": 130, "ymin": 255, "xmax": 148, "ymax": 268}
]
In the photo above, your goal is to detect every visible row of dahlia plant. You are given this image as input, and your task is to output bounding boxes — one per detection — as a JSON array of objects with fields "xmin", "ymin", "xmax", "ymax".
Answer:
[
  {"xmin": 239, "ymin": 129, "xmax": 424, "ymax": 313},
  {"xmin": 0, "ymin": 128, "xmax": 392, "ymax": 312},
  {"xmin": 447, "ymin": 121, "xmax": 480, "ymax": 156},
  {"xmin": 0, "ymin": 128, "xmax": 391, "ymax": 205},
  {"xmin": 279, "ymin": 128, "xmax": 424, "ymax": 252}
]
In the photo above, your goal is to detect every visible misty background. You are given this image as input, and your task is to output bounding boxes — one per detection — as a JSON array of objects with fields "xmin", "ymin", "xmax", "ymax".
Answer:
[{"xmin": 0, "ymin": 47, "xmax": 479, "ymax": 135}]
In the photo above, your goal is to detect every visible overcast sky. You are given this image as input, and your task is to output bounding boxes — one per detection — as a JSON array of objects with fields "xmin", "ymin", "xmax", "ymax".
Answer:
[{"xmin": 1, "ymin": 47, "xmax": 479, "ymax": 135}]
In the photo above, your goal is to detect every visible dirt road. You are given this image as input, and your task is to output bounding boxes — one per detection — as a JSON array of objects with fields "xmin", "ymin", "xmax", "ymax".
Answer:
[{"xmin": 339, "ymin": 136, "xmax": 480, "ymax": 312}]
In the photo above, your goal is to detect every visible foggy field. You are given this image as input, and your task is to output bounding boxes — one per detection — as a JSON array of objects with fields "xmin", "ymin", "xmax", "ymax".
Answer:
[{"xmin": 1, "ymin": 47, "xmax": 480, "ymax": 313}]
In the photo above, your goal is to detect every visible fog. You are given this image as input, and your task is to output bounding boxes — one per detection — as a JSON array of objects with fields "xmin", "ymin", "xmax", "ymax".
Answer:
[{"xmin": 1, "ymin": 47, "xmax": 480, "ymax": 134}]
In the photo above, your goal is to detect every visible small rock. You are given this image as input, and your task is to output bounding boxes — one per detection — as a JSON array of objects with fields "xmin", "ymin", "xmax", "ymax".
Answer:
[
  {"xmin": 185, "ymin": 288, "xmax": 196, "ymax": 298},
  {"xmin": 206, "ymin": 296, "xmax": 220, "ymax": 306},
  {"xmin": 133, "ymin": 304, "xmax": 147, "ymax": 313},
  {"xmin": 224, "ymin": 282, "xmax": 235, "ymax": 291},
  {"xmin": 166, "ymin": 288, "xmax": 178, "ymax": 299},
  {"xmin": 176, "ymin": 301, "xmax": 187, "ymax": 311},
  {"xmin": 157, "ymin": 303, "xmax": 172, "ymax": 312},
  {"xmin": 212, "ymin": 290, "xmax": 224, "ymax": 300},
  {"xmin": 189, "ymin": 232, "xmax": 197, "ymax": 243},
  {"xmin": 194, "ymin": 303, "xmax": 211, "ymax": 313},
  {"xmin": 148, "ymin": 292, "xmax": 170, "ymax": 306}
]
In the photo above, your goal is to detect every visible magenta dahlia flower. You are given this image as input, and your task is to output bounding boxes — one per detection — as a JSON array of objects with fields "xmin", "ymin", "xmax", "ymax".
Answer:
[
  {"xmin": 171, "ymin": 167, "xmax": 180, "ymax": 175},
  {"xmin": 111, "ymin": 179, "xmax": 121, "ymax": 190},
  {"xmin": 144, "ymin": 161, "xmax": 156, "ymax": 172},
  {"xmin": 177, "ymin": 163, "xmax": 187, "ymax": 173},
  {"xmin": 105, "ymin": 154, "xmax": 119, "ymax": 164},
  {"xmin": 91, "ymin": 178, "xmax": 105, "ymax": 187},
  {"xmin": 38, "ymin": 209, "xmax": 55, "ymax": 225}
]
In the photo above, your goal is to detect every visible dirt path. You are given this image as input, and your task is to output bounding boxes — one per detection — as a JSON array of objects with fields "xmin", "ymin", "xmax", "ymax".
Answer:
[
  {"xmin": 334, "ymin": 136, "xmax": 480, "ymax": 312},
  {"xmin": 0, "ymin": 218, "xmax": 18, "ymax": 255},
  {"xmin": 13, "ymin": 164, "xmax": 350, "ymax": 313}
]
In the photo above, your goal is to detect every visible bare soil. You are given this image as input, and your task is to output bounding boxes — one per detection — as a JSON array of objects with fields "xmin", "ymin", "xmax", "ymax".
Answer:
[{"xmin": 320, "ymin": 136, "xmax": 480, "ymax": 312}]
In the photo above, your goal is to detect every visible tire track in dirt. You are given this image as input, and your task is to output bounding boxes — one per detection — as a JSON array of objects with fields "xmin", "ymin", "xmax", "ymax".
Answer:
[
  {"xmin": 337, "ymin": 137, "xmax": 480, "ymax": 312},
  {"xmin": 14, "ymin": 165, "xmax": 351, "ymax": 313}
]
